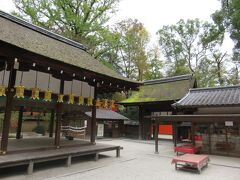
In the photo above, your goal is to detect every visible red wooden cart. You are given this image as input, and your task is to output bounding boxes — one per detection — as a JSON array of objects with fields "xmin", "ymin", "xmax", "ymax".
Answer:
[{"xmin": 174, "ymin": 144, "xmax": 201, "ymax": 155}]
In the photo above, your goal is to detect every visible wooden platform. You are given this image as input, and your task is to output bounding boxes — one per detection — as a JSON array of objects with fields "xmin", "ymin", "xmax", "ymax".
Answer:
[{"xmin": 0, "ymin": 139, "xmax": 121, "ymax": 174}]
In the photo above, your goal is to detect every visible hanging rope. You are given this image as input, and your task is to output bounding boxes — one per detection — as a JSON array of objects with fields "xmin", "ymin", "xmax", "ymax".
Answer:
[
  {"xmin": 68, "ymin": 80, "xmax": 74, "ymax": 104},
  {"xmin": 78, "ymin": 81, "xmax": 84, "ymax": 105},
  {"xmin": 47, "ymin": 74, "xmax": 51, "ymax": 89},
  {"xmin": 35, "ymin": 71, "xmax": 38, "ymax": 88},
  {"xmin": 44, "ymin": 74, "xmax": 52, "ymax": 102},
  {"xmin": 20, "ymin": 71, "xmax": 24, "ymax": 86},
  {"xmin": 89, "ymin": 86, "xmax": 91, "ymax": 97},
  {"xmin": 87, "ymin": 85, "xmax": 93, "ymax": 106},
  {"xmin": 15, "ymin": 71, "xmax": 25, "ymax": 98},
  {"xmin": 1, "ymin": 62, "xmax": 6, "ymax": 85},
  {"xmin": 80, "ymin": 81, "xmax": 83, "ymax": 96},
  {"xmin": 31, "ymin": 70, "xmax": 40, "ymax": 100},
  {"xmin": 70, "ymin": 80, "xmax": 73, "ymax": 94}
]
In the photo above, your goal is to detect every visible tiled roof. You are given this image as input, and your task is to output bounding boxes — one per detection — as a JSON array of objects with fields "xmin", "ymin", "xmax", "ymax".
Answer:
[
  {"xmin": 120, "ymin": 74, "xmax": 196, "ymax": 104},
  {"xmin": 85, "ymin": 109, "xmax": 128, "ymax": 120},
  {"xmin": 173, "ymin": 85, "xmax": 240, "ymax": 108}
]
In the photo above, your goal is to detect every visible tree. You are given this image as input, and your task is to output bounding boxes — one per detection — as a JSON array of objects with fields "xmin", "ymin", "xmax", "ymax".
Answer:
[
  {"xmin": 145, "ymin": 46, "xmax": 164, "ymax": 80},
  {"xmin": 212, "ymin": 0, "xmax": 240, "ymax": 84},
  {"xmin": 157, "ymin": 18, "xmax": 224, "ymax": 86},
  {"xmin": 13, "ymin": 0, "xmax": 119, "ymax": 56},
  {"xmin": 107, "ymin": 19, "xmax": 150, "ymax": 81},
  {"xmin": 212, "ymin": 0, "xmax": 240, "ymax": 52}
]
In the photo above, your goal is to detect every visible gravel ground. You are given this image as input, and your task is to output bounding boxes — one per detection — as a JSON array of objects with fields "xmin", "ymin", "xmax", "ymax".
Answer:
[{"xmin": 1, "ymin": 138, "xmax": 240, "ymax": 180}]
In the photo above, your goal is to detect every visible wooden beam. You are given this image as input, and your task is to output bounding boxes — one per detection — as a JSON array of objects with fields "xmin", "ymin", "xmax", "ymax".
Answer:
[
  {"xmin": 90, "ymin": 86, "xmax": 97, "ymax": 144},
  {"xmin": 0, "ymin": 61, "xmax": 17, "ymax": 154},
  {"xmin": 146, "ymin": 114, "xmax": 240, "ymax": 123},
  {"xmin": 54, "ymin": 79, "xmax": 64, "ymax": 148},
  {"xmin": 16, "ymin": 106, "xmax": 24, "ymax": 139},
  {"xmin": 49, "ymin": 109, "xmax": 54, "ymax": 138}
]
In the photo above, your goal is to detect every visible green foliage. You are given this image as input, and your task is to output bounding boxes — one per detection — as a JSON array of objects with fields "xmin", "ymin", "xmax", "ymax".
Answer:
[
  {"xmin": 109, "ymin": 19, "xmax": 151, "ymax": 81},
  {"xmin": 13, "ymin": 0, "xmax": 119, "ymax": 56},
  {"xmin": 157, "ymin": 18, "xmax": 231, "ymax": 87},
  {"xmin": 212, "ymin": 0, "xmax": 240, "ymax": 83},
  {"xmin": 213, "ymin": 0, "xmax": 240, "ymax": 50},
  {"xmin": 32, "ymin": 125, "xmax": 46, "ymax": 135},
  {"xmin": 117, "ymin": 105, "xmax": 139, "ymax": 121}
]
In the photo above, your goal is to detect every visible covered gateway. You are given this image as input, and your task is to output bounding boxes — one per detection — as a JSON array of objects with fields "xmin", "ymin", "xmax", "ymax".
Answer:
[{"xmin": 120, "ymin": 74, "xmax": 196, "ymax": 140}]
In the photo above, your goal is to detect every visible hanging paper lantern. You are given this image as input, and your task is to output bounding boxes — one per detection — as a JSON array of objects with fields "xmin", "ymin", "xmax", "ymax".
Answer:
[
  {"xmin": 0, "ymin": 85, "xmax": 6, "ymax": 96},
  {"xmin": 108, "ymin": 100, "xmax": 115, "ymax": 109},
  {"xmin": 87, "ymin": 97, "xmax": 93, "ymax": 106},
  {"xmin": 30, "ymin": 87, "xmax": 40, "ymax": 100},
  {"xmin": 102, "ymin": 99, "xmax": 108, "ymax": 108},
  {"xmin": 68, "ymin": 94, "xmax": 75, "ymax": 104},
  {"xmin": 44, "ymin": 89, "xmax": 52, "ymax": 102},
  {"xmin": 57, "ymin": 94, "xmax": 64, "ymax": 103},
  {"xmin": 78, "ymin": 96, "xmax": 84, "ymax": 105},
  {"xmin": 15, "ymin": 86, "xmax": 25, "ymax": 98},
  {"xmin": 96, "ymin": 98, "xmax": 101, "ymax": 107}
]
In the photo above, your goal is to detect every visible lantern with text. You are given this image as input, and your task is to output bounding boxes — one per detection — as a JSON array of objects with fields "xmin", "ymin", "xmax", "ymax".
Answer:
[
  {"xmin": 44, "ymin": 89, "xmax": 52, "ymax": 102},
  {"xmin": 68, "ymin": 94, "xmax": 75, "ymax": 104},
  {"xmin": 96, "ymin": 98, "xmax": 101, "ymax": 108},
  {"xmin": 87, "ymin": 97, "xmax": 93, "ymax": 106},
  {"xmin": 0, "ymin": 85, "xmax": 6, "ymax": 96},
  {"xmin": 15, "ymin": 86, "xmax": 25, "ymax": 98},
  {"xmin": 57, "ymin": 94, "xmax": 64, "ymax": 103},
  {"xmin": 78, "ymin": 96, "xmax": 84, "ymax": 105},
  {"xmin": 31, "ymin": 87, "xmax": 40, "ymax": 100},
  {"xmin": 102, "ymin": 99, "xmax": 108, "ymax": 108}
]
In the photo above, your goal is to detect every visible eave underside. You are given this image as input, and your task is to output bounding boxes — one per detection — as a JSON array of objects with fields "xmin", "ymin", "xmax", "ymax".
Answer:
[{"xmin": 0, "ymin": 40, "xmax": 141, "ymax": 93}]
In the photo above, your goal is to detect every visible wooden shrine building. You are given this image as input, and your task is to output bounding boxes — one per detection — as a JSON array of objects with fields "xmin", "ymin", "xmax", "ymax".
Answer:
[
  {"xmin": 149, "ymin": 85, "xmax": 240, "ymax": 157},
  {"xmin": 86, "ymin": 109, "xmax": 128, "ymax": 138},
  {"xmin": 0, "ymin": 9, "xmax": 141, "ymax": 171},
  {"xmin": 120, "ymin": 74, "xmax": 196, "ymax": 140}
]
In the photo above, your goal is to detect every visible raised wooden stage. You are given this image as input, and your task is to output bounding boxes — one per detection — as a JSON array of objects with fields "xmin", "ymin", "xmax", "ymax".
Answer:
[{"xmin": 0, "ymin": 138, "xmax": 121, "ymax": 175}]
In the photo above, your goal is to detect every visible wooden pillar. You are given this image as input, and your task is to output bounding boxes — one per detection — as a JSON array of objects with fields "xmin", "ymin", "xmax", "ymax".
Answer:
[
  {"xmin": 1, "ymin": 62, "xmax": 17, "ymax": 154},
  {"xmin": 191, "ymin": 123, "xmax": 196, "ymax": 145},
  {"xmin": 208, "ymin": 123, "xmax": 211, "ymax": 154},
  {"xmin": 145, "ymin": 112, "xmax": 151, "ymax": 140},
  {"xmin": 138, "ymin": 105, "xmax": 143, "ymax": 140},
  {"xmin": 173, "ymin": 122, "xmax": 177, "ymax": 147},
  {"xmin": 154, "ymin": 122, "xmax": 159, "ymax": 154},
  {"xmin": 172, "ymin": 110, "xmax": 177, "ymax": 146},
  {"xmin": 49, "ymin": 109, "xmax": 55, "ymax": 138},
  {"xmin": 90, "ymin": 86, "xmax": 97, "ymax": 144},
  {"xmin": 54, "ymin": 79, "xmax": 64, "ymax": 148},
  {"xmin": 16, "ymin": 106, "xmax": 24, "ymax": 139}
]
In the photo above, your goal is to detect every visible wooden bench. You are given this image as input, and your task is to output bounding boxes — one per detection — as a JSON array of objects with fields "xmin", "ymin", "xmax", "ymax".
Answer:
[{"xmin": 172, "ymin": 154, "xmax": 209, "ymax": 174}]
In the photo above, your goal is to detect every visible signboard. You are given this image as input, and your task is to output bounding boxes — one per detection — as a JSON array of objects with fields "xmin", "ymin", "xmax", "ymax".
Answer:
[
  {"xmin": 225, "ymin": 121, "xmax": 233, "ymax": 126},
  {"xmin": 97, "ymin": 123, "xmax": 104, "ymax": 137}
]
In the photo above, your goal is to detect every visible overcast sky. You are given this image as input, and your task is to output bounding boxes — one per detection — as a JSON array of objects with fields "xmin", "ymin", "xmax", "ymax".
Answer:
[{"xmin": 0, "ymin": 0, "xmax": 233, "ymax": 52}]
